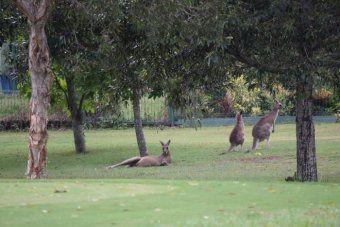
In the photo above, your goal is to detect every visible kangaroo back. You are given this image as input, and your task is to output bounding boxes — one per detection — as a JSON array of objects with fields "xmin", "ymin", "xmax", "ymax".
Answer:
[
  {"xmin": 135, "ymin": 156, "xmax": 162, "ymax": 167},
  {"xmin": 253, "ymin": 100, "xmax": 282, "ymax": 138},
  {"xmin": 251, "ymin": 100, "xmax": 283, "ymax": 151},
  {"xmin": 106, "ymin": 156, "xmax": 141, "ymax": 169}
]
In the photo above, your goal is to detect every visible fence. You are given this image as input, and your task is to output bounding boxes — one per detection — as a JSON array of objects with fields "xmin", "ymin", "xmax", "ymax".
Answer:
[
  {"xmin": 0, "ymin": 91, "xmax": 167, "ymax": 120},
  {"xmin": 0, "ymin": 90, "xmax": 28, "ymax": 118},
  {"xmin": 0, "ymin": 91, "xmax": 338, "ymax": 129},
  {"xmin": 119, "ymin": 96, "xmax": 167, "ymax": 122},
  {"xmin": 176, "ymin": 115, "xmax": 338, "ymax": 127}
]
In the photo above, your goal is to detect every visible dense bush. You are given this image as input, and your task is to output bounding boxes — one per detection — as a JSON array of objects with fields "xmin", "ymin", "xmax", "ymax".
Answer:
[
  {"xmin": 313, "ymin": 88, "xmax": 339, "ymax": 115},
  {"xmin": 0, "ymin": 110, "xmax": 71, "ymax": 131},
  {"xmin": 203, "ymin": 76, "xmax": 295, "ymax": 117},
  {"xmin": 169, "ymin": 75, "xmax": 340, "ymax": 119}
]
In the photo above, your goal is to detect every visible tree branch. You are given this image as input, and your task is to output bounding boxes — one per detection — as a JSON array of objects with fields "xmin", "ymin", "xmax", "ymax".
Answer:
[
  {"xmin": 78, "ymin": 92, "xmax": 89, "ymax": 113},
  {"xmin": 227, "ymin": 48, "xmax": 291, "ymax": 74},
  {"xmin": 312, "ymin": 34, "xmax": 340, "ymax": 52},
  {"xmin": 13, "ymin": 0, "xmax": 53, "ymax": 23},
  {"xmin": 12, "ymin": 0, "xmax": 35, "ymax": 22},
  {"xmin": 36, "ymin": 0, "xmax": 53, "ymax": 22},
  {"xmin": 69, "ymin": 0, "xmax": 87, "ymax": 11}
]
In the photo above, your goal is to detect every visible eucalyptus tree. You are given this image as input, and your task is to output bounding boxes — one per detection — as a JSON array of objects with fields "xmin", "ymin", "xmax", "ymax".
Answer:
[
  {"xmin": 4, "ymin": 0, "xmax": 103, "ymax": 155},
  {"xmin": 96, "ymin": 0, "xmax": 164, "ymax": 157},
  {"xmin": 12, "ymin": 0, "xmax": 54, "ymax": 179},
  {"xmin": 47, "ymin": 0, "xmax": 103, "ymax": 154}
]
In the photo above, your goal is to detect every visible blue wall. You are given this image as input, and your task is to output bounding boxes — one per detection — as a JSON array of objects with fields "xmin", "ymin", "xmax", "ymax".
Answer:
[{"xmin": 0, "ymin": 74, "xmax": 17, "ymax": 93}]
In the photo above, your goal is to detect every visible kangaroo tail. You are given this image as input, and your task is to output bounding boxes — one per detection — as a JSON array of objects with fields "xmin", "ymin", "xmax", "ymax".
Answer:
[
  {"xmin": 252, "ymin": 137, "xmax": 258, "ymax": 151},
  {"xmin": 220, "ymin": 145, "xmax": 234, "ymax": 155},
  {"xmin": 227, "ymin": 145, "xmax": 235, "ymax": 152},
  {"xmin": 106, "ymin": 156, "xmax": 141, "ymax": 169}
]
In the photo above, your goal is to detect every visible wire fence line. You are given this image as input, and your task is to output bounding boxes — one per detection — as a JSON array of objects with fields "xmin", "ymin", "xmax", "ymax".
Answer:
[
  {"xmin": 0, "ymin": 91, "xmax": 168, "ymax": 122},
  {"xmin": 0, "ymin": 90, "xmax": 28, "ymax": 118},
  {"xmin": 177, "ymin": 116, "xmax": 338, "ymax": 128},
  {"xmin": 119, "ymin": 96, "xmax": 166, "ymax": 121},
  {"xmin": 1, "ymin": 91, "xmax": 338, "ymax": 127}
]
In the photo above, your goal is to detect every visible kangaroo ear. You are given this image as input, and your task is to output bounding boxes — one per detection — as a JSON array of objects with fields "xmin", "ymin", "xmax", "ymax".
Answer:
[
  {"xmin": 167, "ymin": 140, "xmax": 171, "ymax": 145},
  {"xmin": 160, "ymin": 141, "xmax": 164, "ymax": 146}
]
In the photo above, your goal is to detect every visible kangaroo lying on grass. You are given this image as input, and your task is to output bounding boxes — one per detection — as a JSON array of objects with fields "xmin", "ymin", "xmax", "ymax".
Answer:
[
  {"xmin": 221, "ymin": 112, "xmax": 245, "ymax": 154},
  {"xmin": 106, "ymin": 140, "xmax": 172, "ymax": 168},
  {"xmin": 251, "ymin": 99, "xmax": 282, "ymax": 151}
]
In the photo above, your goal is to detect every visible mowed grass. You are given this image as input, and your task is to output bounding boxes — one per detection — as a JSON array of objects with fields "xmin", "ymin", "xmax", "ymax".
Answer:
[
  {"xmin": 1, "ymin": 123, "xmax": 339, "ymax": 181},
  {"xmin": 1, "ymin": 179, "xmax": 339, "ymax": 226},
  {"xmin": 0, "ymin": 123, "xmax": 340, "ymax": 226}
]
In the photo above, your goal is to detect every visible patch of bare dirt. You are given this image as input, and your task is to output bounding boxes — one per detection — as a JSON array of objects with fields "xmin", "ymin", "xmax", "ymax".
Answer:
[{"xmin": 220, "ymin": 155, "xmax": 282, "ymax": 164}]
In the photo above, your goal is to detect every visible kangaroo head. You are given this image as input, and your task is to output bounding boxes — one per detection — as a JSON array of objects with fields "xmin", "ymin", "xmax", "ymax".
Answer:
[
  {"xmin": 274, "ymin": 99, "xmax": 283, "ymax": 110},
  {"xmin": 160, "ymin": 140, "xmax": 171, "ymax": 155},
  {"xmin": 236, "ymin": 111, "xmax": 243, "ymax": 122}
]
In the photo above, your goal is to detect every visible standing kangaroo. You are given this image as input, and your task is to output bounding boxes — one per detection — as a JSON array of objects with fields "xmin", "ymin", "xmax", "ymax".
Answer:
[
  {"xmin": 106, "ymin": 140, "xmax": 172, "ymax": 168},
  {"xmin": 251, "ymin": 100, "xmax": 283, "ymax": 151},
  {"xmin": 221, "ymin": 112, "xmax": 245, "ymax": 154}
]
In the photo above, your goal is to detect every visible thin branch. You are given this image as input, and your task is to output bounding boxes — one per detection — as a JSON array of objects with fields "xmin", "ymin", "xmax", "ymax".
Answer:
[
  {"xmin": 312, "ymin": 34, "xmax": 340, "ymax": 52},
  {"xmin": 69, "ymin": 0, "xmax": 87, "ymax": 11},
  {"xmin": 227, "ymin": 48, "xmax": 291, "ymax": 74},
  {"xmin": 314, "ymin": 59, "xmax": 340, "ymax": 68},
  {"xmin": 78, "ymin": 92, "xmax": 89, "ymax": 113}
]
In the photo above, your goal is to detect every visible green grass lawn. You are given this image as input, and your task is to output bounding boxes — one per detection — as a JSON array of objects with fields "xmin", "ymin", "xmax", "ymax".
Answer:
[{"xmin": 0, "ymin": 123, "xmax": 340, "ymax": 226}]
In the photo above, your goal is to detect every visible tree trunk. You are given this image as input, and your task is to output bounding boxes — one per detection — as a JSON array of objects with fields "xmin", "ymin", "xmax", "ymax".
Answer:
[
  {"xmin": 26, "ymin": 22, "xmax": 53, "ymax": 179},
  {"xmin": 295, "ymin": 75, "xmax": 318, "ymax": 181},
  {"xmin": 66, "ymin": 76, "xmax": 86, "ymax": 154},
  {"xmin": 132, "ymin": 88, "xmax": 148, "ymax": 157}
]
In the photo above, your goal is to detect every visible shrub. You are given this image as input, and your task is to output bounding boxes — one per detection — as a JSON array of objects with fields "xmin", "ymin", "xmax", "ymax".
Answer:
[{"xmin": 226, "ymin": 75, "xmax": 262, "ymax": 115}]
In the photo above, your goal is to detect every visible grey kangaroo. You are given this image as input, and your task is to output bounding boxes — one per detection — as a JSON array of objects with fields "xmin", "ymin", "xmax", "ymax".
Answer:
[
  {"xmin": 106, "ymin": 140, "xmax": 172, "ymax": 168},
  {"xmin": 221, "ymin": 112, "xmax": 245, "ymax": 154},
  {"xmin": 251, "ymin": 100, "xmax": 283, "ymax": 151}
]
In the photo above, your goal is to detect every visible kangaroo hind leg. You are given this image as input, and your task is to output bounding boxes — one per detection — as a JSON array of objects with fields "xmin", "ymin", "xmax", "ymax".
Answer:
[{"xmin": 265, "ymin": 137, "xmax": 270, "ymax": 151}]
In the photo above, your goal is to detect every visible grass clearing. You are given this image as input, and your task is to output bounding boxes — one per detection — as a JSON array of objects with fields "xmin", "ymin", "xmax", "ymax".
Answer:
[
  {"xmin": 0, "ymin": 123, "xmax": 339, "ymax": 226},
  {"xmin": 0, "ymin": 179, "xmax": 339, "ymax": 226},
  {"xmin": 1, "ymin": 123, "xmax": 339, "ymax": 181}
]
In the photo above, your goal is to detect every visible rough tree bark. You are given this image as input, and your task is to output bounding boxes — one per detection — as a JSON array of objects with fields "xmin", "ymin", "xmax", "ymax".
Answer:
[
  {"xmin": 294, "ymin": 0, "xmax": 318, "ymax": 182},
  {"xmin": 65, "ymin": 76, "xmax": 86, "ymax": 154},
  {"xmin": 295, "ymin": 75, "xmax": 318, "ymax": 181},
  {"xmin": 13, "ymin": 0, "xmax": 53, "ymax": 179},
  {"xmin": 132, "ymin": 87, "xmax": 148, "ymax": 157}
]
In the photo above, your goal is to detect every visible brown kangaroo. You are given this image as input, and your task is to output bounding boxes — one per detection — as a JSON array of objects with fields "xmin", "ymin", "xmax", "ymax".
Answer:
[
  {"xmin": 106, "ymin": 140, "xmax": 172, "ymax": 168},
  {"xmin": 221, "ymin": 112, "xmax": 245, "ymax": 154},
  {"xmin": 251, "ymin": 100, "xmax": 282, "ymax": 151}
]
